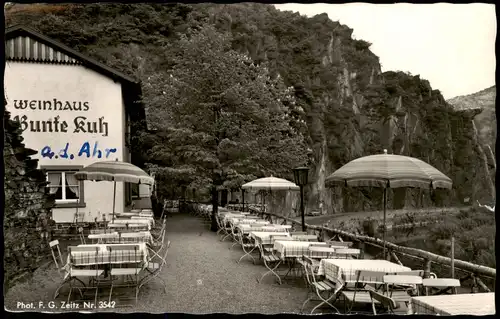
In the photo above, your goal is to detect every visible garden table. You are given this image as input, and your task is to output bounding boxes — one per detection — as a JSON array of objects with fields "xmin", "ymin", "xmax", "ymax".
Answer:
[
  {"xmin": 55, "ymin": 243, "xmax": 149, "ymax": 297},
  {"xmin": 68, "ymin": 243, "xmax": 148, "ymax": 267},
  {"xmin": 250, "ymin": 231, "xmax": 292, "ymax": 245},
  {"xmin": 316, "ymin": 259, "xmax": 411, "ymax": 284},
  {"xmin": 272, "ymin": 240, "xmax": 328, "ymax": 281},
  {"xmin": 408, "ymin": 293, "xmax": 495, "ymax": 315}
]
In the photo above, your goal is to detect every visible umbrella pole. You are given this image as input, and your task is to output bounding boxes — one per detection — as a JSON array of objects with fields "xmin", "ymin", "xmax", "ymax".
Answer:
[
  {"xmin": 112, "ymin": 180, "xmax": 116, "ymax": 223},
  {"xmin": 383, "ymin": 187, "xmax": 387, "ymax": 260},
  {"xmin": 242, "ymin": 189, "xmax": 245, "ymax": 212}
]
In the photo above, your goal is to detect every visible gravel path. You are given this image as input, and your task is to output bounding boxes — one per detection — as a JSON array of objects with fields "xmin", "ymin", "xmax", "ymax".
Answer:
[{"xmin": 133, "ymin": 213, "xmax": 308, "ymax": 314}]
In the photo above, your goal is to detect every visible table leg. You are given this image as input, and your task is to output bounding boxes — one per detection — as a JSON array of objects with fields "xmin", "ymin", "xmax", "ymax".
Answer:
[{"xmin": 282, "ymin": 258, "xmax": 296, "ymax": 280}]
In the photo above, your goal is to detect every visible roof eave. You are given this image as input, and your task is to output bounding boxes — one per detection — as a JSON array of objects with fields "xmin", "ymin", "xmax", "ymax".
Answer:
[{"xmin": 5, "ymin": 24, "xmax": 138, "ymax": 85}]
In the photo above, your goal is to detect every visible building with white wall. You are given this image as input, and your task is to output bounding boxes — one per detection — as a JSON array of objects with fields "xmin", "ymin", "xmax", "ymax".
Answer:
[{"xmin": 4, "ymin": 25, "xmax": 148, "ymax": 223}]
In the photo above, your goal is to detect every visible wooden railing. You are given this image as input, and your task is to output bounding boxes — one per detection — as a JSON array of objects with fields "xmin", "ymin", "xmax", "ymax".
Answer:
[{"xmin": 226, "ymin": 204, "xmax": 495, "ymax": 293}]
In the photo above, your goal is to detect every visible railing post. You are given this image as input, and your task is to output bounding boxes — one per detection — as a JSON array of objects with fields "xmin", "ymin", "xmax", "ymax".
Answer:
[
  {"xmin": 451, "ymin": 236, "xmax": 455, "ymax": 278},
  {"xmin": 423, "ymin": 258, "xmax": 432, "ymax": 279},
  {"xmin": 359, "ymin": 241, "xmax": 365, "ymax": 259}
]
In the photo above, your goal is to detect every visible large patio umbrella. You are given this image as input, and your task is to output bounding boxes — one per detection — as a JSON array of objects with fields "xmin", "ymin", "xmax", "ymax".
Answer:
[
  {"xmin": 325, "ymin": 149, "xmax": 453, "ymax": 258},
  {"xmin": 242, "ymin": 176, "xmax": 300, "ymax": 213},
  {"xmin": 74, "ymin": 159, "xmax": 155, "ymax": 222}
]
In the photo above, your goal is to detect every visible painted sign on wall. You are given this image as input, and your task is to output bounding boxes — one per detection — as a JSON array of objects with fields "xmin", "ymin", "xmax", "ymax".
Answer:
[{"xmin": 12, "ymin": 99, "xmax": 109, "ymax": 137}]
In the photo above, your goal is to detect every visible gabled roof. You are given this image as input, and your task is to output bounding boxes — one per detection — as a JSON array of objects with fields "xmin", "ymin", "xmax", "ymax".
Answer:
[{"xmin": 5, "ymin": 25, "xmax": 137, "ymax": 85}]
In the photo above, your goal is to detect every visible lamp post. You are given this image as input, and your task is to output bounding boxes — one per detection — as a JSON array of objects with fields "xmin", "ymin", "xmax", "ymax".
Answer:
[{"xmin": 293, "ymin": 167, "xmax": 309, "ymax": 231}]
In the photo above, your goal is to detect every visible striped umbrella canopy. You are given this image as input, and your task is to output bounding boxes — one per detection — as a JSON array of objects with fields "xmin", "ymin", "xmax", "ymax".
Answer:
[
  {"xmin": 242, "ymin": 176, "xmax": 300, "ymax": 191},
  {"xmin": 325, "ymin": 149, "xmax": 452, "ymax": 259},
  {"xmin": 74, "ymin": 160, "xmax": 154, "ymax": 222},
  {"xmin": 74, "ymin": 160, "xmax": 155, "ymax": 185},
  {"xmin": 241, "ymin": 176, "xmax": 299, "ymax": 214},
  {"xmin": 325, "ymin": 150, "xmax": 452, "ymax": 190}
]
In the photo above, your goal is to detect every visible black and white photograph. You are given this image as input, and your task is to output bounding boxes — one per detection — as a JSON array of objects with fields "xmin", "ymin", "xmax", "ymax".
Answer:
[{"xmin": 3, "ymin": 2, "xmax": 496, "ymax": 315}]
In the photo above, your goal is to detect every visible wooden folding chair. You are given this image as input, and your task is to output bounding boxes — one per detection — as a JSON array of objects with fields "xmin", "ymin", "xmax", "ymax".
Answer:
[
  {"xmin": 236, "ymin": 233, "xmax": 258, "ymax": 265},
  {"xmin": 383, "ymin": 275, "xmax": 422, "ymax": 305},
  {"xmin": 138, "ymin": 241, "xmax": 171, "ymax": 297},
  {"xmin": 341, "ymin": 270, "xmax": 386, "ymax": 313},
  {"xmin": 108, "ymin": 245, "xmax": 144, "ymax": 304},
  {"xmin": 49, "ymin": 240, "xmax": 65, "ymax": 272},
  {"xmin": 422, "ymin": 278, "xmax": 460, "ymax": 296},
  {"xmin": 256, "ymin": 240, "xmax": 282, "ymax": 285},
  {"xmin": 66, "ymin": 246, "xmax": 104, "ymax": 304},
  {"xmin": 301, "ymin": 256, "xmax": 343, "ymax": 314}
]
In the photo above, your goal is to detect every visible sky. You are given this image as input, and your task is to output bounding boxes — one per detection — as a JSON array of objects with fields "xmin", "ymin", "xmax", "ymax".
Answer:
[{"xmin": 274, "ymin": 3, "xmax": 496, "ymax": 99}]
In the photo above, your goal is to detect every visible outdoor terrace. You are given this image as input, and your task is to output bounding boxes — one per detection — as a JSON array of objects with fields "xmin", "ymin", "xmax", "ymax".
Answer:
[
  {"xmin": 5, "ymin": 209, "xmax": 494, "ymax": 315},
  {"xmin": 5, "ymin": 212, "xmax": 311, "ymax": 314}
]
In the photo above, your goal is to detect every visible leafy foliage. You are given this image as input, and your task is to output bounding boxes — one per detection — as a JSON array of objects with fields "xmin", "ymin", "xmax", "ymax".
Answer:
[{"xmin": 140, "ymin": 26, "xmax": 309, "ymax": 197}]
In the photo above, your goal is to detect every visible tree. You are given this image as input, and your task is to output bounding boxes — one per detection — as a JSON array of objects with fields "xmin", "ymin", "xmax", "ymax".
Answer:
[{"xmin": 141, "ymin": 25, "xmax": 309, "ymax": 230}]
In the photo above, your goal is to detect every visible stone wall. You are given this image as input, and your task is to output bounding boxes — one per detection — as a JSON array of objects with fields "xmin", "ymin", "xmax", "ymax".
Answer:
[{"xmin": 3, "ymin": 107, "xmax": 56, "ymax": 290}]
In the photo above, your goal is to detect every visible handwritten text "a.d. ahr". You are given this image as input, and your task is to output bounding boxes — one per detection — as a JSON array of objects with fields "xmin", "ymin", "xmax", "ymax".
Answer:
[{"xmin": 41, "ymin": 142, "xmax": 117, "ymax": 160}]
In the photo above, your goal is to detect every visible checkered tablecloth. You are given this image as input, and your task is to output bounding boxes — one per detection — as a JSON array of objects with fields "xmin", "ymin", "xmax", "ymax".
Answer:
[
  {"xmin": 68, "ymin": 243, "xmax": 148, "ymax": 266},
  {"xmin": 273, "ymin": 241, "xmax": 325, "ymax": 259},
  {"xmin": 409, "ymin": 293, "xmax": 495, "ymax": 315},
  {"xmin": 250, "ymin": 232, "xmax": 292, "ymax": 245},
  {"xmin": 317, "ymin": 259, "xmax": 411, "ymax": 283}
]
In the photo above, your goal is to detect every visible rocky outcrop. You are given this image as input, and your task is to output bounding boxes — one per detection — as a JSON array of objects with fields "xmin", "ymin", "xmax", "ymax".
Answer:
[
  {"xmin": 447, "ymin": 86, "xmax": 496, "ymax": 202},
  {"xmin": 4, "ymin": 107, "xmax": 55, "ymax": 290}
]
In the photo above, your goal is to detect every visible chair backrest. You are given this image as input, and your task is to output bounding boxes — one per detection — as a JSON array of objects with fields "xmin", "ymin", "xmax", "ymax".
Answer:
[
  {"xmin": 356, "ymin": 270, "xmax": 387, "ymax": 285},
  {"xmin": 301, "ymin": 255, "xmax": 316, "ymax": 285},
  {"xmin": 391, "ymin": 270, "xmax": 424, "ymax": 277},
  {"xmin": 49, "ymin": 240, "xmax": 64, "ymax": 270},
  {"xmin": 369, "ymin": 290, "xmax": 397, "ymax": 314},
  {"xmin": 327, "ymin": 241, "xmax": 353, "ymax": 247},
  {"xmin": 384, "ymin": 275, "xmax": 423, "ymax": 285},
  {"xmin": 335, "ymin": 248, "xmax": 361, "ymax": 259},
  {"xmin": 160, "ymin": 241, "xmax": 171, "ymax": 267},
  {"xmin": 422, "ymin": 278, "xmax": 460, "ymax": 288}
]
